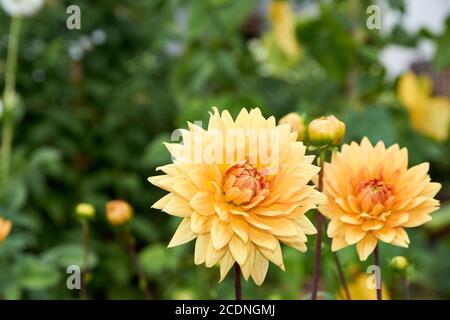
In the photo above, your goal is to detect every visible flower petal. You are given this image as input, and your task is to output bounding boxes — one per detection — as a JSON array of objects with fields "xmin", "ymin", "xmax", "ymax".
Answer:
[
  {"xmin": 168, "ymin": 218, "xmax": 196, "ymax": 248},
  {"xmin": 250, "ymin": 250, "xmax": 269, "ymax": 286},
  {"xmin": 356, "ymin": 234, "xmax": 378, "ymax": 261},
  {"xmin": 211, "ymin": 219, "xmax": 233, "ymax": 250}
]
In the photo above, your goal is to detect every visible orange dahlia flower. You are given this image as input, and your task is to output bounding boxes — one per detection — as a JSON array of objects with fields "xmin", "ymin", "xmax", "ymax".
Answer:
[
  {"xmin": 320, "ymin": 138, "xmax": 441, "ymax": 261},
  {"xmin": 148, "ymin": 107, "xmax": 324, "ymax": 285}
]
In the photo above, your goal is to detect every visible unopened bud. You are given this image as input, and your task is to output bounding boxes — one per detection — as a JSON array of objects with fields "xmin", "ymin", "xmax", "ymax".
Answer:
[
  {"xmin": 307, "ymin": 115, "xmax": 346, "ymax": 146},
  {"xmin": 279, "ymin": 112, "xmax": 305, "ymax": 141},
  {"xmin": 75, "ymin": 203, "xmax": 96, "ymax": 220},
  {"xmin": 106, "ymin": 200, "xmax": 133, "ymax": 226},
  {"xmin": 389, "ymin": 256, "xmax": 408, "ymax": 273}
]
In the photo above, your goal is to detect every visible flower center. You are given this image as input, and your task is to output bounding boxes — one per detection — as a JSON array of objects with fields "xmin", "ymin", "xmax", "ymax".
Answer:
[
  {"xmin": 223, "ymin": 160, "xmax": 269, "ymax": 208},
  {"xmin": 358, "ymin": 178, "xmax": 392, "ymax": 206}
]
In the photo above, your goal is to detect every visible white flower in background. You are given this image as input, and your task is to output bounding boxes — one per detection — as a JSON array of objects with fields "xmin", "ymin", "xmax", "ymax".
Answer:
[
  {"xmin": 1, "ymin": 0, "xmax": 44, "ymax": 17},
  {"xmin": 379, "ymin": 40, "xmax": 436, "ymax": 80}
]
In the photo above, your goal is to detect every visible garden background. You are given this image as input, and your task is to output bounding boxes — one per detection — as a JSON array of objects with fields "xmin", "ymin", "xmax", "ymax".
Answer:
[{"xmin": 0, "ymin": 0, "xmax": 450, "ymax": 299}]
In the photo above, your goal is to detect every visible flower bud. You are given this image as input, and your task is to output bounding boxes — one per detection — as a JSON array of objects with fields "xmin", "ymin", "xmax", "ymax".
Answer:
[
  {"xmin": 0, "ymin": 217, "xmax": 12, "ymax": 243},
  {"xmin": 106, "ymin": 200, "xmax": 133, "ymax": 226},
  {"xmin": 307, "ymin": 115, "xmax": 346, "ymax": 146},
  {"xmin": 75, "ymin": 203, "xmax": 96, "ymax": 220},
  {"xmin": 389, "ymin": 256, "xmax": 408, "ymax": 273},
  {"xmin": 279, "ymin": 112, "xmax": 305, "ymax": 141}
]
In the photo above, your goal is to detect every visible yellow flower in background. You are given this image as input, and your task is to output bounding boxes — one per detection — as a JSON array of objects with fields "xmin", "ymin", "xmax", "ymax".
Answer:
[
  {"xmin": 278, "ymin": 112, "xmax": 305, "ymax": 141},
  {"xmin": 320, "ymin": 137, "xmax": 441, "ymax": 261},
  {"xmin": 0, "ymin": 217, "xmax": 12, "ymax": 243},
  {"xmin": 149, "ymin": 107, "xmax": 324, "ymax": 285},
  {"xmin": 106, "ymin": 200, "xmax": 134, "ymax": 226},
  {"xmin": 337, "ymin": 273, "xmax": 390, "ymax": 300},
  {"xmin": 268, "ymin": 0, "xmax": 301, "ymax": 62},
  {"xmin": 397, "ymin": 72, "xmax": 450, "ymax": 142}
]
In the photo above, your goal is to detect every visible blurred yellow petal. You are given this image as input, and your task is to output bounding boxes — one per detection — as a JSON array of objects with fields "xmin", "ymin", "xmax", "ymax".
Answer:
[
  {"xmin": 268, "ymin": 0, "xmax": 301, "ymax": 62},
  {"xmin": 337, "ymin": 273, "xmax": 390, "ymax": 300}
]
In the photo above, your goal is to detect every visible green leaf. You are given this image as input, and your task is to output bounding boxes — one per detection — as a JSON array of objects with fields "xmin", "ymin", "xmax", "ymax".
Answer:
[
  {"xmin": 41, "ymin": 244, "xmax": 98, "ymax": 269},
  {"xmin": 434, "ymin": 32, "xmax": 450, "ymax": 71},
  {"xmin": 14, "ymin": 256, "xmax": 61, "ymax": 291},
  {"xmin": 426, "ymin": 205, "xmax": 450, "ymax": 232},
  {"xmin": 142, "ymin": 134, "xmax": 172, "ymax": 168},
  {"xmin": 2, "ymin": 179, "xmax": 28, "ymax": 211},
  {"xmin": 139, "ymin": 244, "xmax": 180, "ymax": 277},
  {"xmin": 343, "ymin": 107, "xmax": 397, "ymax": 146}
]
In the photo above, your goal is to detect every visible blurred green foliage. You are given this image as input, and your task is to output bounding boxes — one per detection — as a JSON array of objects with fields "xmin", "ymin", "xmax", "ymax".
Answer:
[{"xmin": 0, "ymin": 0, "xmax": 449, "ymax": 299}]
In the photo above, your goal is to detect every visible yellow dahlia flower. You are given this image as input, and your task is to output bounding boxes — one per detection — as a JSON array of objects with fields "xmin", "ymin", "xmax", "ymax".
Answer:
[
  {"xmin": 148, "ymin": 107, "xmax": 324, "ymax": 285},
  {"xmin": 320, "ymin": 137, "xmax": 441, "ymax": 261},
  {"xmin": 397, "ymin": 72, "xmax": 450, "ymax": 142},
  {"xmin": 268, "ymin": 0, "xmax": 301, "ymax": 62}
]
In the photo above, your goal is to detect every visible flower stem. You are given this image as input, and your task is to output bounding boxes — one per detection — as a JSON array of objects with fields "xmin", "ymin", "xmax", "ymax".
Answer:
[
  {"xmin": 124, "ymin": 230, "xmax": 152, "ymax": 299},
  {"xmin": 374, "ymin": 245, "xmax": 382, "ymax": 300},
  {"xmin": 401, "ymin": 274, "xmax": 409, "ymax": 300},
  {"xmin": 391, "ymin": 273, "xmax": 397, "ymax": 300},
  {"xmin": 0, "ymin": 16, "xmax": 22, "ymax": 188},
  {"xmin": 333, "ymin": 252, "xmax": 351, "ymax": 300},
  {"xmin": 234, "ymin": 263, "xmax": 242, "ymax": 300},
  {"xmin": 0, "ymin": 120, "xmax": 14, "ymax": 188},
  {"xmin": 311, "ymin": 149, "xmax": 326, "ymax": 300},
  {"xmin": 80, "ymin": 220, "xmax": 90, "ymax": 300}
]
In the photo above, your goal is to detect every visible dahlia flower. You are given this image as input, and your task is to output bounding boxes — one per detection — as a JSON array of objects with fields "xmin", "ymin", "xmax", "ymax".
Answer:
[
  {"xmin": 149, "ymin": 107, "xmax": 324, "ymax": 285},
  {"xmin": 398, "ymin": 72, "xmax": 450, "ymax": 142},
  {"xmin": 320, "ymin": 138, "xmax": 441, "ymax": 261}
]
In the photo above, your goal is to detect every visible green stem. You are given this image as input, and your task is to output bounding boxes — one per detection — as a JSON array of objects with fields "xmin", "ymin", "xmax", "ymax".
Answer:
[
  {"xmin": 4, "ymin": 17, "xmax": 21, "ymax": 94},
  {"xmin": 311, "ymin": 149, "xmax": 326, "ymax": 300},
  {"xmin": 0, "ymin": 119, "xmax": 14, "ymax": 187},
  {"xmin": 1, "ymin": 16, "xmax": 22, "ymax": 187},
  {"xmin": 124, "ymin": 229, "xmax": 152, "ymax": 299},
  {"xmin": 80, "ymin": 220, "xmax": 90, "ymax": 300},
  {"xmin": 333, "ymin": 252, "xmax": 351, "ymax": 300}
]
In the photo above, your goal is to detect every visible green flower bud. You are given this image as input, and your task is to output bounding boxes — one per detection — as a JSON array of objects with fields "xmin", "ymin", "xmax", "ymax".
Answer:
[
  {"xmin": 75, "ymin": 203, "xmax": 96, "ymax": 220},
  {"xmin": 307, "ymin": 115, "xmax": 346, "ymax": 147},
  {"xmin": 389, "ymin": 256, "xmax": 408, "ymax": 273}
]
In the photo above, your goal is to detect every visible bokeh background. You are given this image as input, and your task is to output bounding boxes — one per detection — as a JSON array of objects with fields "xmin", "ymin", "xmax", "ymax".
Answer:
[{"xmin": 0, "ymin": 0, "xmax": 449, "ymax": 299}]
